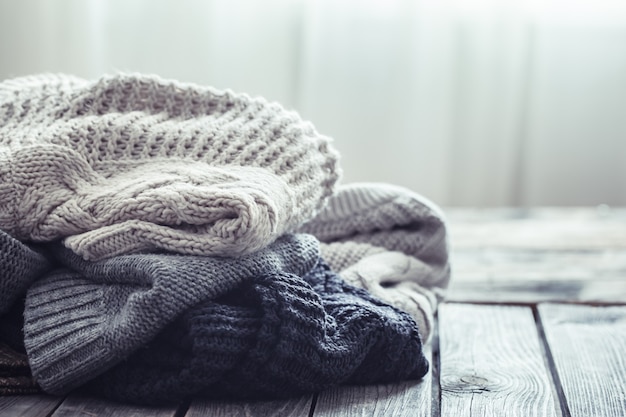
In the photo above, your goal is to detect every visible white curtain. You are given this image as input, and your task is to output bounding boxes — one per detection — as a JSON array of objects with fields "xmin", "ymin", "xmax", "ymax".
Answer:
[{"xmin": 1, "ymin": 0, "xmax": 625, "ymax": 207}]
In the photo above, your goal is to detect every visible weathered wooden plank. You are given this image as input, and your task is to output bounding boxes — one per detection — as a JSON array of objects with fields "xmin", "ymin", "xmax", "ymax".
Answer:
[
  {"xmin": 185, "ymin": 395, "xmax": 313, "ymax": 417},
  {"xmin": 312, "ymin": 381, "xmax": 430, "ymax": 417},
  {"xmin": 447, "ymin": 248, "xmax": 626, "ymax": 303},
  {"xmin": 539, "ymin": 303, "xmax": 626, "ymax": 417},
  {"xmin": 446, "ymin": 278, "xmax": 626, "ymax": 304},
  {"xmin": 0, "ymin": 395, "xmax": 63, "ymax": 417},
  {"xmin": 452, "ymin": 249, "xmax": 626, "ymax": 282},
  {"xmin": 439, "ymin": 304, "xmax": 557, "ymax": 417},
  {"xmin": 446, "ymin": 207, "xmax": 626, "ymax": 250},
  {"xmin": 50, "ymin": 395, "xmax": 179, "ymax": 417},
  {"xmin": 312, "ymin": 347, "xmax": 432, "ymax": 417}
]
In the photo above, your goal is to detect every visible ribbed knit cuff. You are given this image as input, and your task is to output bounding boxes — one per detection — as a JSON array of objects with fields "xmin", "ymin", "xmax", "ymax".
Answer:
[{"xmin": 24, "ymin": 273, "xmax": 116, "ymax": 394}]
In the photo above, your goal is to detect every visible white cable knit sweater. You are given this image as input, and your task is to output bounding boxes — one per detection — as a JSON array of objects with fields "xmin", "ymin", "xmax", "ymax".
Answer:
[{"xmin": 0, "ymin": 73, "xmax": 341, "ymax": 260}]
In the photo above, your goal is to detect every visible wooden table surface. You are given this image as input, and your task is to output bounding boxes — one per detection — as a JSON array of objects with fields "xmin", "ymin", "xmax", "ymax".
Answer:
[{"xmin": 1, "ymin": 207, "xmax": 625, "ymax": 417}]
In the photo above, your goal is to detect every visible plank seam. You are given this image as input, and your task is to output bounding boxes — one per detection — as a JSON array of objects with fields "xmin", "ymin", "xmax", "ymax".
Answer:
[
  {"xmin": 532, "ymin": 305, "xmax": 572, "ymax": 417},
  {"xmin": 430, "ymin": 312, "xmax": 441, "ymax": 417},
  {"xmin": 44, "ymin": 395, "xmax": 67, "ymax": 417},
  {"xmin": 308, "ymin": 393, "xmax": 318, "ymax": 417},
  {"xmin": 174, "ymin": 399, "xmax": 191, "ymax": 417},
  {"xmin": 444, "ymin": 300, "xmax": 626, "ymax": 307}
]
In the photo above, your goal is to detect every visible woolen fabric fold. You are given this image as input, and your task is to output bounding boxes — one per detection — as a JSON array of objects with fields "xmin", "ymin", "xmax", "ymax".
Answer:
[
  {"xmin": 300, "ymin": 182, "xmax": 450, "ymax": 278},
  {"xmin": 85, "ymin": 258, "xmax": 429, "ymax": 404},
  {"xmin": 0, "ymin": 73, "xmax": 340, "ymax": 260},
  {"xmin": 23, "ymin": 233, "xmax": 320, "ymax": 394},
  {"xmin": 300, "ymin": 182, "xmax": 451, "ymax": 343}
]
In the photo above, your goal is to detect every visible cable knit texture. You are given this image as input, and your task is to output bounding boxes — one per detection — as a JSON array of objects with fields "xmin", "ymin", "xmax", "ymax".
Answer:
[
  {"xmin": 23, "ymin": 233, "xmax": 320, "ymax": 394},
  {"xmin": 0, "ymin": 230, "xmax": 52, "ymax": 316},
  {"xmin": 0, "ymin": 73, "xmax": 340, "ymax": 260},
  {"xmin": 85, "ymin": 258, "xmax": 429, "ymax": 404},
  {"xmin": 301, "ymin": 183, "xmax": 452, "ymax": 343}
]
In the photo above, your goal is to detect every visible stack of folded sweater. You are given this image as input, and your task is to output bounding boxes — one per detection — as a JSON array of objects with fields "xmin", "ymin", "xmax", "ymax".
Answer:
[{"xmin": 0, "ymin": 73, "xmax": 450, "ymax": 404}]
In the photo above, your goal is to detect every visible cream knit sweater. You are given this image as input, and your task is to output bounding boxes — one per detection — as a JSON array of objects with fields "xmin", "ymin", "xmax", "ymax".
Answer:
[{"xmin": 0, "ymin": 73, "xmax": 340, "ymax": 260}]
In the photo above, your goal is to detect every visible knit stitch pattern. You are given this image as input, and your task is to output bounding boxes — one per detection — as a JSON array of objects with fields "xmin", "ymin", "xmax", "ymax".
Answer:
[
  {"xmin": 318, "ymin": 241, "xmax": 386, "ymax": 272},
  {"xmin": 339, "ymin": 251, "xmax": 438, "ymax": 341},
  {"xmin": 299, "ymin": 183, "xmax": 450, "ymax": 284},
  {"xmin": 0, "ymin": 73, "xmax": 340, "ymax": 260},
  {"xmin": 0, "ymin": 230, "xmax": 52, "ymax": 315},
  {"xmin": 23, "ymin": 233, "xmax": 320, "ymax": 394},
  {"xmin": 301, "ymin": 183, "xmax": 451, "ymax": 342},
  {"xmin": 85, "ymin": 259, "xmax": 429, "ymax": 404}
]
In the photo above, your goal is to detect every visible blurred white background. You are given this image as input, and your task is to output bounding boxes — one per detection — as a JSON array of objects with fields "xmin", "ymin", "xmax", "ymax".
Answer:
[{"xmin": 1, "ymin": 0, "xmax": 625, "ymax": 207}]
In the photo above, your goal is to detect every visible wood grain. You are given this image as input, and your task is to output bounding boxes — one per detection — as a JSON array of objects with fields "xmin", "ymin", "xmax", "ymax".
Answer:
[
  {"xmin": 50, "ymin": 395, "xmax": 179, "ymax": 417},
  {"xmin": 446, "ymin": 207, "xmax": 626, "ymax": 250},
  {"xmin": 446, "ymin": 207, "xmax": 626, "ymax": 303},
  {"xmin": 313, "ymin": 381, "xmax": 430, "ymax": 417},
  {"xmin": 451, "ymin": 249, "xmax": 626, "ymax": 282},
  {"xmin": 185, "ymin": 395, "xmax": 313, "ymax": 417},
  {"xmin": 439, "ymin": 304, "xmax": 557, "ymax": 416},
  {"xmin": 447, "ymin": 251, "xmax": 626, "ymax": 302},
  {"xmin": 539, "ymin": 303, "xmax": 626, "ymax": 417},
  {"xmin": 0, "ymin": 395, "xmax": 63, "ymax": 417}
]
